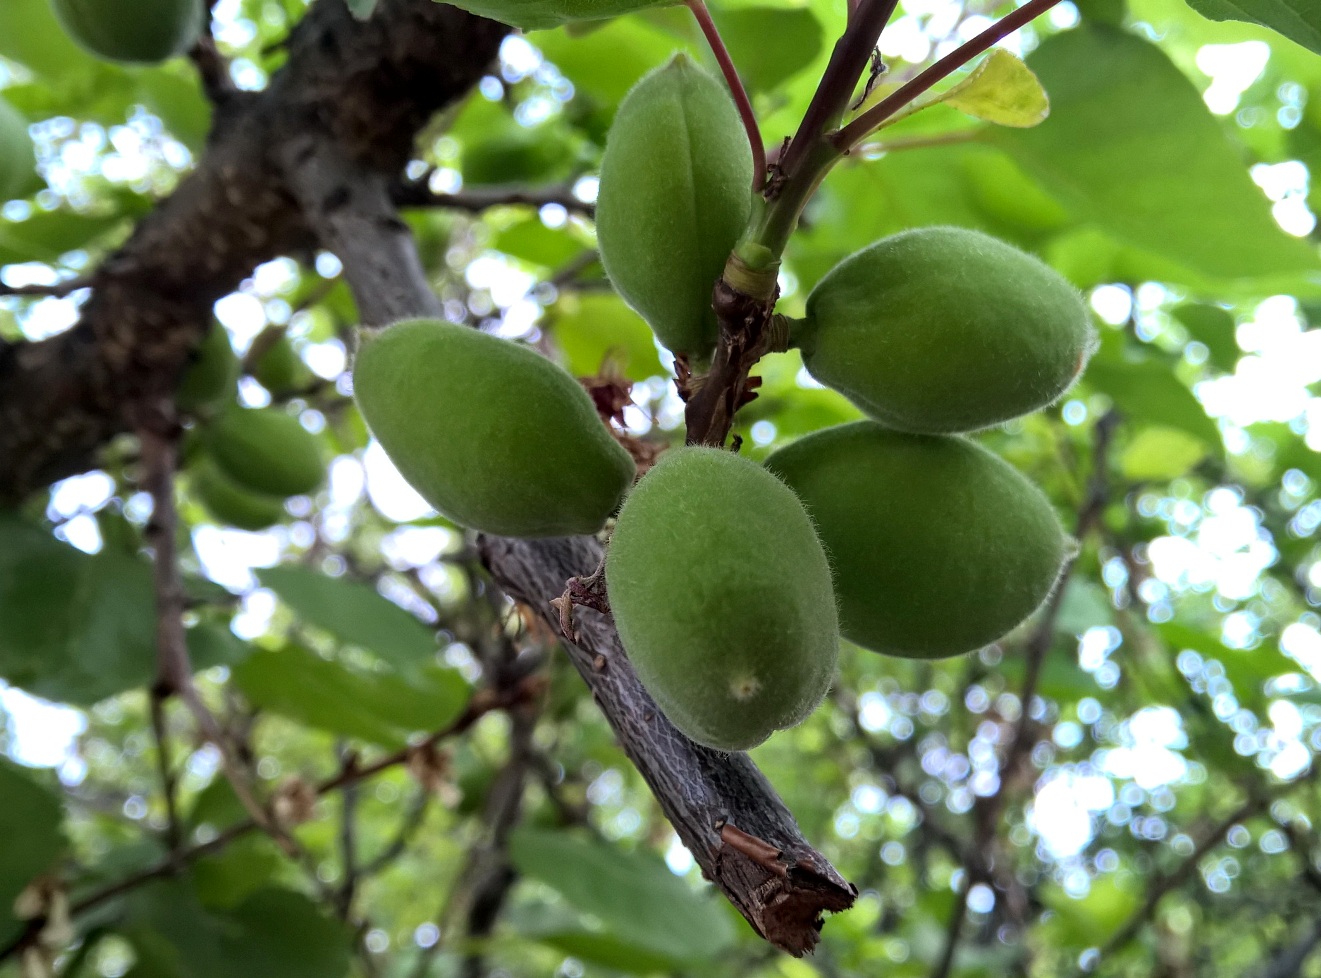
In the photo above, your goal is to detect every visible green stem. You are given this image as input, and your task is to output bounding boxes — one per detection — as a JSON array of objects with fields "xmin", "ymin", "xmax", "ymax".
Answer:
[{"xmin": 751, "ymin": 140, "xmax": 842, "ymax": 257}]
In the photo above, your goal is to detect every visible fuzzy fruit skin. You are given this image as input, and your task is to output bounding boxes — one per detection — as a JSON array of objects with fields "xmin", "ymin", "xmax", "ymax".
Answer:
[
  {"xmin": 205, "ymin": 407, "xmax": 326, "ymax": 498},
  {"xmin": 51, "ymin": 0, "xmax": 204, "ymax": 64},
  {"xmin": 252, "ymin": 336, "xmax": 309, "ymax": 396},
  {"xmin": 798, "ymin": 226, "xmax": 1094, "ymax": 434},
  {"xmin": 765, "ymin": 422, "xmax": 1068, "ymax": 659},
  {"xmin": 352, "ymin": 319, "xmax": 635, "ymax": 538},
  {"xmin": 606, "ymin": 447, "xmax": 839, "ymax": 751},
  {"xmin": 193, "ymin": 462, "xmax": 286, "ymax": 531},
  {"xmin": 595, "ymin": 55, "xmax": 753, "ymax": 360},
  {"xmin": 177, "ymin": 326, "xmax": 239, "ymax": 413},
  {"xmin": 0, "ymin": 98, "xmax": 35, "ymax": 201}
]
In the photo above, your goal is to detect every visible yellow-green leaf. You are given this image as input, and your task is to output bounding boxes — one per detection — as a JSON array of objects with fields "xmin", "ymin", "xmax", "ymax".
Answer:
[
  {"xmin": 937, "ymin": 50, "xmax": 1050, "ymax": 128},
  {"xmin": 1119, "ymin": 426, "xmax": 1207, "ymax": 480}
]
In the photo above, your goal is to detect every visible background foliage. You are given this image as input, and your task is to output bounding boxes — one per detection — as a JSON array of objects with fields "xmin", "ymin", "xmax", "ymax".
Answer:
[{"xmin": 2, "ymin": 0, "xmax": 1321, "ymax": 975}]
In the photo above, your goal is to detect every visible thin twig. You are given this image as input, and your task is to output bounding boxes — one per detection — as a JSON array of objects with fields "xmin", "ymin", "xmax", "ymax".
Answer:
[
  {"xmin": 392, "ymin": 181, "xmax": 594, "ymax": 218},
  {"xmin": 0, "ymin": 277, "xmax": 91, "ymax": 299},
  {"xmin": 685, "ymin": 0, "xmax": 766, "ymax": 192},
  {"xmin": 834, "ymin": 0, "xmax": 1065, "ymax": 151},
  {"xmin": 148, "ymin": 693, "xmax": 182, "ymax": 855}
]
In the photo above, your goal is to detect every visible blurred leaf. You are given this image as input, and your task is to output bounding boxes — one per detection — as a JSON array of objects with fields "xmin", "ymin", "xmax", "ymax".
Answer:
[
  {"xmin": 186, "ymin": 621, "xmax": 249, "ymax": 671},
  {"xmin": 0, "ymin": 0, "xmax": 100, "ymax": 81},
  {"xmin": 492, "ymin": 219, "xmax": 587, "ymax": 268},
  {"xmin": 135, "ymin": 68, "xmax": 212, "ymax": 154},
  {"xmin": 257, "ymin": 565, "xmax": 436, "ymax": 669},
  {"xmin": 1172, "ymin": 302, "xmax": 1238, "ymax": 372},
  {"xmin": 1085, "ymin": 356, "xmax": 1221, "ymax": 447},
  {"xmin": 711, "ymin": 7, "xmax": 824, "ymax": 93},
  {"xmin": 1040, "ymin": 874, "xmax": 1141, "ymax": 946},
  {"xmin": 996, "ymin": 25, "xmax": 1319, "ymax": 282},
  {"xmin": 0, "ymin": 210, "xmax": 126, "ymax": 266},
  {"xmin": 1055, "ymin": 580, "xmax": 1114, "ymax": 634},
  {"xmin": 1185, "ymin": 0, "xmax": 1321, "ymax": 55},
  {"xmin": 233, "ymin": 645, "xmax": 466, "ymax": 747},
  {"xmin": 1120, "ymin": 426, "xmax": 1208, "ymax": 480},
  {"xmin": 0, "ymin": 761, "xmax": 63, "ymax": 945},
  {"xmin": 549, "ymin": 292, "xmax": 664, "ymax": 381},
  {"xmin": 191, "ymin": 837, "xmax": 283, "ymax": 910},
  {"xmin": 935, "ymin": 50, "xmax": 1050, "ymax": 128},
  {"xmin": 126, "ymin": 882, "xmax": 352, "ymax": 978},
  {"xmin": 531, "ymin": 19, "xmax": 687, "ymax": 108},
  {"xmin": 0, "ymin": 513, "xmax": 155, "ymax": 704},
  {"xmin": 1158, "ymin": 622, "xmax": 1296, "ymax": 710},
  {"xmin": 509, "ymin": 828, "xmax": 735, "ymax": 962}
]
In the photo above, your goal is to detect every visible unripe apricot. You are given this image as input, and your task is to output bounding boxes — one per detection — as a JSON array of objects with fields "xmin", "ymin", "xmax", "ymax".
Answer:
[
  {"xmin": 0, "ymin": 98, "xmax": 35, "ymax": 202},
  {"xmin": 177, "ymin": 326, "xmax": 239, "ymax": 413},
  {"xmin": 252, "ymin": 336, "xmax": 310, "ymax": 396},
  {"xmin": 353, "ymin": 319, "xmax": 635, "ymax": 538},
  {"xmin": 51, "ymin": 0, "xmax": 204, "ymax": 64},
  {"xmin": 205, "ymin": 407, "xmax": 325, "ymax": 498},
  {"xmin": 595, "ymin": 56, "xmax": 753, "ymax": 360},
  {"xmin": 766, "ymin": 422, "xmax": 1068, "ymax": 658},
  {"xmin": 606, "ymin": 447, "xmax": 838, "ymax": 751},
  {"xmin": 193, "ymin": 462, "xmax": 286, "ymax": 531},
  {"xmin": 797, "ymin": 227, "xmax": 1094, "ymax": 433}
]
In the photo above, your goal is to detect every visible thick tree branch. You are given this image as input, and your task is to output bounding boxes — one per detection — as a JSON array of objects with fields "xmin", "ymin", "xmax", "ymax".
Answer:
[
  {"xmin": 0, "ymin": 0, "xmax": 507, "ymax": 501},
  {"xmin": 481, "ymin": 535, "xmax": 857, "ymax": 954}
]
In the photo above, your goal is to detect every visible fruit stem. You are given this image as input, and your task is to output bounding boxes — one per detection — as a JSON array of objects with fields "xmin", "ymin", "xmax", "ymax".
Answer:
[
  {"xmin": 752, "ymin": 139, "xmax": 841, "ymax": 257},
  {"xmin": 833, "ymin": 0, "xmax": 1066, "ymax": 151},
  {"xmin": 685, "ymin": 0, "xmax": 767, "ymax": 193}
]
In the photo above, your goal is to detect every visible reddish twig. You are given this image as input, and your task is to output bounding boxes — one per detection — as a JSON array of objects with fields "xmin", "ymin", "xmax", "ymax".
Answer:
[
  {"xmin": 685, "ymin": 0, "xmax": 767, "ymax": 192},
  {"xmin": 834, "ymin": 0, "xmax": 1065, "ymax": 151}
]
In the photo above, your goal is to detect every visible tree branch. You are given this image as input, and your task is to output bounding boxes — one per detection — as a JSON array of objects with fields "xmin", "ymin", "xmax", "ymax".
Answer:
[
  {"xmin": 481, "ymin": 535, "xmax": 857, "ymax": 954},
  {"xmin": 392, "ymin": 180, "xmax": 595, "ymax": 218},
  {"xmin": 0, "ymin": 0, "xmax": 508, "ymax": 502}
]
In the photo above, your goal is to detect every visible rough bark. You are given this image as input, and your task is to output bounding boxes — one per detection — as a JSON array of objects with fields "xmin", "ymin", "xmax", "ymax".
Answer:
[{"xmin": 0, "ymin": 0, "xmax": 506, "ymax": 500}]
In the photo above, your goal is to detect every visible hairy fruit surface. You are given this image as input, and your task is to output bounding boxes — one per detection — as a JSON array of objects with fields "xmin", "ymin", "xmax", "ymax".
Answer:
[
  {"xmin": 595, "ymin": 55, "xmax": 753, "ymax": 360},
  {"xmin": 352, "ymin": 318, "xmax": 635, "ymax": 538},
  {"xmin": 766, "ymin": 422, "xmax": 1068, "ymax": 658},
  {"xmin": 51, "ymin": 0, "xmax": 204, "ymax": 63},
  {"xmin": 798, "ymin": 226, "xmax": 1094, "ymax": 433},
  {"xmin": 606, "ymin": 447, "xmax": 839, "ymax": 751}
]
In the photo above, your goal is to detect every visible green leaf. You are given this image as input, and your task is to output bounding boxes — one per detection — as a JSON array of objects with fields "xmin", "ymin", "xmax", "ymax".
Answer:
[
  {"xmin": 934, "ymin": 50, "xmax": 1050, "ymax": 128},
  {"xmin": 186, "ymin": 621, "xmax": 250, "ymax": 671},
  {"xmin": 233, "ymin": 645, "xmax": 467, "ymax": 748},
  {"xmin": 0, "ymin": 761, "xmax": 63, "ymax": 944},
  {"xmin": 1120, "ymin": 426, "xmax": 1208, "ymax": 480},
  {"xmin": 0, "ymin": 209, "xmax": 126, "ymax": 266},
  {"xmin": 257, "ymin": 565, "xmax": 436, "ymax": 669},
  {"xmin": 0, "ymin": 0, "xmax": 101, "ymax": 81},
  {"xmin": 190, "ymin": 837, "xmax": 283, "ymax": 910},
  {"xmin": 135, "ymin": 68, "xmax": 212, "ymax": 154},
  {"xmin": 1158, "ymin": 622, "xmax": 1296, "ymax": 710},
  {"xmin": 492, "ymin": 219, "xmax": 588, "ymax": 269},
  {"xmin": 550, "ymin": 292, "xmax": 664, "ymax": 381},
  {"xmin": 1172, "ymin": 302, "xmax": 1238, "ymax": 373},
  {"xmin": 1185, "ymin": 0, "xmax": 1321, "ymax": 55},
  {"xmin": 126, "ymin": 882, "xmax": 352, "ymax": 978},
  {"xmin": 0, "ymin": 513, "xmax": 156, "ymax": 705},
  {"xmin": 710, "ymin": 7, "xmax": 824, "ymax": 94},
  {"xmin": 995, "ymin": 25, "xmax": 1319, "ymax": 282},
  {"xmin": 1040, "ymin": 874, "xmax": 1142, "ymax": 946},
  {"xmin": 1084, "ymin": 356, "xmax": 1221, "ymax": 448},
  {"xmin": 509, "ymin": 828, "xmax": 735, "ymax": 962}
]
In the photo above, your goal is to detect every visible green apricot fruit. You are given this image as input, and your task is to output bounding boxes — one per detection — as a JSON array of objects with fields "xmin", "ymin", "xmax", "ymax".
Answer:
[
  {"xmin": 595, "ymin": 55, "xmax": 753, "ymax": 360},
  {"xmin": 765, "ymin": 422, "xmax": 1068, "ymax": 659},
  {"xmin": 177, "ymin": 325, "xmax": 239, "ymax": 413},
  {"xmin": 438, "ymin": 0, "xmax": 672, "ymax": 30},
  {"xmin": 0, "ymin": 98, "xmax": 36, "ymax": 202},
  {"xmin": 606, "ymin": 447, "xmax": 838, "ymax": 751},
  {"xmin": 193, "ymin": 462, "xmax": 286, "ymax": 531},
  {"xmin": 352, "ymin": 318, "xmax": 635, "ymax": 538},
  {"xmin": 461, "ymin": 127, "xmax": 575, "ymax": 187},
  {"xmin": 51, "ymin": 0, "xmax": 204, "ymax": 64},
  {"xmin": 252, "ymin": 336, "xmax": 310, "ymax": 396},
  {"xmin": 796, "ymin": 226, "xmax": 1094, "ymax": 434},
  {"xmin": 204, "ymin": 407, "xmax": 326, "ymax": 498}
]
